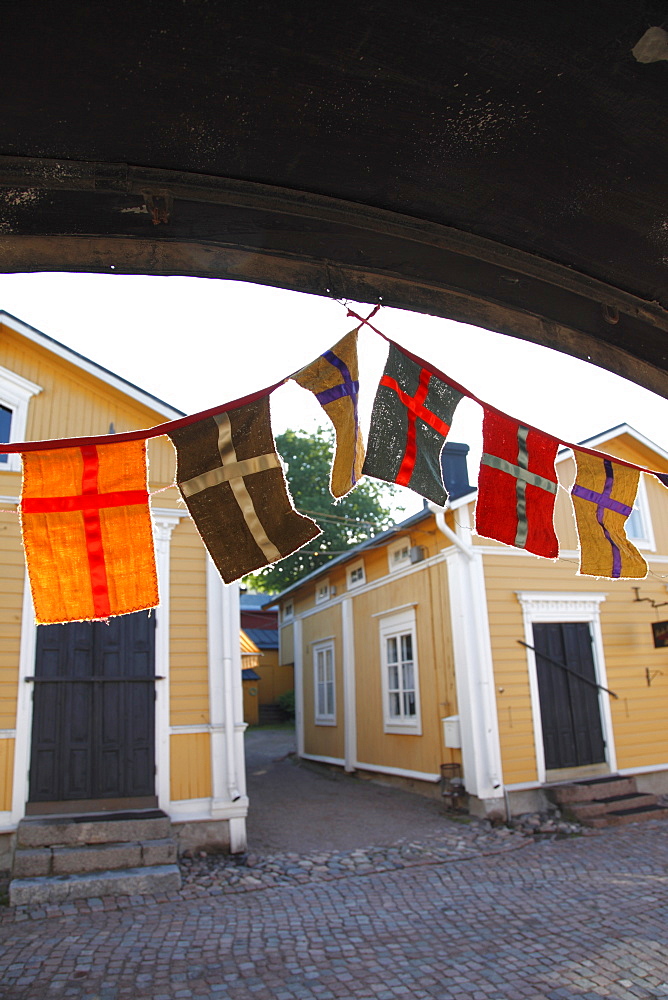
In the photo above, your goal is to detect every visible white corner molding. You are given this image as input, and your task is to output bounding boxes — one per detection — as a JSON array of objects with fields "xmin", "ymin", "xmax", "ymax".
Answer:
[
  {"xmin": 341, "ymin": 598, "xmax": 357, "ymax": 772},
  {"xmin": 440, "ymin": 503, "xmax": 504, "ymax": 800},
  {"xmin": 206, "ymin": 560, "xmax": 248, "ymax": 852},
  {"xmin": 11, "ymin": 573, "xmax": 37, "ymax": 825},
  {"xmin": 151, "ymin": 512, "xmax": 181, "ymax": 813},
  {"xmin": 293, "ymin": 616, "xmax": 305, "ymax": 759}
]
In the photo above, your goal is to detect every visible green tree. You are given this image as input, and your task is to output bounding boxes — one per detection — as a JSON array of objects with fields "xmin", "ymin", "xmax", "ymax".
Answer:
[{"xmin": 247, "ymin": 427, "xmax": 402, "ymax": 593}]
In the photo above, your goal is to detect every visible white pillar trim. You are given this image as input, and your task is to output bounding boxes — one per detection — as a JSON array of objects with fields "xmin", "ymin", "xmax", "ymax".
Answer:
[
  {"xmin": 440, "ymin": 504, "xmax": 504, "ymax": 800},
  {"xmin": 206, "ymin": 560, "xmax": 247, "ymax": 852},
  {"xmin": 341, "ymin": 598, "xmax": 357, "ymax": 772},
  {"xmin": 151, "ymin": 511, "xmax": 181, "ymax": 812},
  {"xmin": 11, "ymin": 573, "xmax": 37, "ymax": 824},
  {"xmin": 293, "ymin": 616, "xmax": 305, "ymax": 759}
]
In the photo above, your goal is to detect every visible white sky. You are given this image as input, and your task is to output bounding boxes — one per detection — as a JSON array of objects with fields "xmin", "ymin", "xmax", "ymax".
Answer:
[{"xmin": 1, "ymin": 271, "xmax": 666, "ymax": 518}]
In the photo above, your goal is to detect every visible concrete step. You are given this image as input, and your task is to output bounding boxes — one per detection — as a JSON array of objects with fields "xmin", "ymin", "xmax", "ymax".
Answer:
[
  {"xmin": 588, "ymin": 804, "xmax": 668, "ymax": 828},
  {"xmin": 550, "ymin": 776, "xmax": 637, "ymax": 804},
  {"xmin": 16, "ymin": 810, "xmax": 171, "ymax": 849},
  {"xmin": 9, "ymin": 864, "xmax": 182, "ymax": 906},
  {"xmin": 569, "ymin": 793, "xmax": 658, "ymax": 820},
  {"xmin": 12, "ymin": 837, "xmax": 177, "ymax": 878}
]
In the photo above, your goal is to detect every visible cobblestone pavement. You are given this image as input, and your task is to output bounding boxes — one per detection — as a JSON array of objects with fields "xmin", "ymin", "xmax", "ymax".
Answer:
[{"xmin": 1, "ymin": 820, "xmax": 667, "ymax": 1000}]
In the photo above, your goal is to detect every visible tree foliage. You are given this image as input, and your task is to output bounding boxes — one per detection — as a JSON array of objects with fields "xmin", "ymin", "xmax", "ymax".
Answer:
[{"xmin": 247, "ymin": 427, "xmax": 401, "ymax": 593}]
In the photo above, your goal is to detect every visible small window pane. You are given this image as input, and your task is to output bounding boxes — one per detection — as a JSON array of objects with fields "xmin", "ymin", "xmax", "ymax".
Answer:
[
  {"xmin": 389, "ymin": 692, "xmax": 401, "ymax": 717},
  {"xmin": 401, "ymin": 633, "xmax": 412, "ymax": 661},
  {"xmin": 402, "ymin": 661, "xmax": 414, "ymax": 691},
  {"xmin": 403, "ymin": 691, "xmax": 416, "ymax": 716},
  {"xmin": 388, "ymin": 664, "xmax": 399, "ymax": 690},
  {"xmin": 386, "ymin": 637, "xmax": 398, "ymax": 663}
]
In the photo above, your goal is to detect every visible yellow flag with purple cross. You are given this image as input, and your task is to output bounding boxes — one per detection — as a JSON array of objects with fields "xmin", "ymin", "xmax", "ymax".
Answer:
[
  {"xmin": 292, "ymin": 329, "xmax": 365, "ymax": 498},
  {"xmin": 571, "ymin": 449, "xmax": 647, "ymax": 579}
]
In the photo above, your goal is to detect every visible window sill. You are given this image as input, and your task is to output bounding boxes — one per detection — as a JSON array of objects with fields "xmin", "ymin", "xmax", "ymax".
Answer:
[
  {"xmin": 315, "ymin": 718, "xmax": 337, "ymax": 727},
  {"xmin": 383, "ymin": 722, "xmax": 422, "ymax": 736}
]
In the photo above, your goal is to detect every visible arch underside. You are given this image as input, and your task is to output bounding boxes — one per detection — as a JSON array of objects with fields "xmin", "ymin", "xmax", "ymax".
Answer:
[{"xmin": 0, "ymin": 2, "xmax": 666, "ymax": 396}]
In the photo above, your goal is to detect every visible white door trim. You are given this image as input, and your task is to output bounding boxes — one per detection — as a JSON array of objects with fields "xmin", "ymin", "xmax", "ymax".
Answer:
[{"xmin": 516, "ymin": 591, "xmax": 615, "ymax": 784}]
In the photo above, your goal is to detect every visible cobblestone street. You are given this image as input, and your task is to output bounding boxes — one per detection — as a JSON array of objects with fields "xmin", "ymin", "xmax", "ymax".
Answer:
[{"xmin": 1, "ymin": 820, "xmax": 667, "ymax": 1000}]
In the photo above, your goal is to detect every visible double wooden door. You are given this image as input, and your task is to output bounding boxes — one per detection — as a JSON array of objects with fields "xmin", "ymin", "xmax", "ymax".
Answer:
[
  {"xmin": 533, "ymin": 622, "xmax": 606, "ymax": 771},
  {"xmin": 29, "ymin": 611, "xmax": 156, "ymax": 804}
]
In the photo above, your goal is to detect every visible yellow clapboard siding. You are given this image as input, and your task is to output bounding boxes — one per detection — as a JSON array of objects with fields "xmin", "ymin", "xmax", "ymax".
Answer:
[
  {"xmin": 351, "ymin": 568, "xmax": 448, "ymax": 775},
  {"xmin": 303, "ymin": 607, "xmax": 345, "ymax": 760},
  {"xmin": 170, "ymin": 733, "xmax": 211, "ymax": 800},
  {"xmin": 0, "ymin": 739, "xmax": 15, "ymax": 811}
]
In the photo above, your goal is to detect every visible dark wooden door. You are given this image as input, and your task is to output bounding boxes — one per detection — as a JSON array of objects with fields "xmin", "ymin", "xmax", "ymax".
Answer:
[
  {"xmin": 532, "ymin": 622, "xmax": 606, "ymax": 771},
  {"xmin": 29, "ymin": 611, "xmax": 156, "ymax": 803}
]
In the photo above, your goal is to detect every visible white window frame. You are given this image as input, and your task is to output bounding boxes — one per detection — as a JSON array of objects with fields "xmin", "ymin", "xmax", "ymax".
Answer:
[
  {"xmin": 315, "ymin": 578, "xmax": 331, "ymax": 605},
  {"xmin": 625, "ymin": 474, "xmax": 656, "ymax": 552},
  {"xmin": 0, "ymin": 365, "xmax": 42, "ymax": 472},
  {"xmin": 379, "ymin": 607, "xmax": 421, "ymax": 734},
  {"xmin": 387, "ymin": 537, "xmax": 411, "ymax": 574},
  {"xmin": 516, "ymin": 591, "xmax": 615, "ymax": 784},
  {"xmin": 347, "ymin": 559, "xmax": 366, "ymax": 590},
  {"xmin": 282, "ymin": 600, "xmax": 294, "ymax": 623},
  {"xmin": 313, "ymin": 639, "xmax": 336, "ymax": 725}
]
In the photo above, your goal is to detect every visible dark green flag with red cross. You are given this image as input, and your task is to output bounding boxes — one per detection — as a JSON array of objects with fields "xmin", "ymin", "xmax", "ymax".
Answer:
[{"xmin": 362, "ymin": 344, "xmax": 463, "ymax": 505}]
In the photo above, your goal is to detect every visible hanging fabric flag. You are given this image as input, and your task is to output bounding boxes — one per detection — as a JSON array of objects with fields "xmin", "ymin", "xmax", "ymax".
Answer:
[
  {"xmin": 169, "ymin": 395, "xmax": 321, "ymax": 583},
  {"xmin": 20, "ymin": 440, "xmax": 158, "ymax": 624},
  {"xmin": 362, "ymin": 344, "xmax": 463, "ymax": 505},
  {"xmin": 654, "ymin": 472, "xmax": 668, "ymax": 489},
  {"xmin": 571, "ymin": 449, "xmax": 647, "ymax": 579},
  {"xmin": 292, "ymin": 329, "xmax": 364, "ymax": 498},
  {"xmin": 475, "ymin": 410, "xmax": 560, "ymax": 558}
]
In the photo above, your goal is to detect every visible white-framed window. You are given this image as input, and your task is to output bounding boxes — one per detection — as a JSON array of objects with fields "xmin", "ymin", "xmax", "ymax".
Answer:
[
  {"xmin": 347, "ymin": 560, "xmax": 366, "ymax": 590},
  {"xmin": 625, "ymin": 475, "xmax": 655, "ymax": 551},
  {"xmin": 315, "ymin": 579, "xmax": 331, "ymax": 605},
  {"xmin": 379, "ymin": 608, "xmax": 421, "ymax": 734},
  {"xmin": 0, "ymin": 365, "xmax": 42, "ymax": 472},
  {"xmin": 387, "ymin": 537, "xmax": 411, "ymax": 574},
  {"xmin": 313, "ymin": 639, "xmax": 336, "ymax": 725},
  {"xmin": 282, "ymin": 600, "xmax": 294, "ymax": 623}
]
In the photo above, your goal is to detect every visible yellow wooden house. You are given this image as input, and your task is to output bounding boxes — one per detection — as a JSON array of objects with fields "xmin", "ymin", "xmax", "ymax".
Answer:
[
  {"xmin": 0, "ymin": 311, "xmax": 248, "ymax": 872},
  {"xmin": 275, "ymin": 431, "xmax": 668, "ymax": 818}
]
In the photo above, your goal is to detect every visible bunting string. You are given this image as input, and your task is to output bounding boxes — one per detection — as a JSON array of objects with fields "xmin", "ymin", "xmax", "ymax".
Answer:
[{"xmin": 3, "ymin": 301, "xmax": 668, "ymax": 619}]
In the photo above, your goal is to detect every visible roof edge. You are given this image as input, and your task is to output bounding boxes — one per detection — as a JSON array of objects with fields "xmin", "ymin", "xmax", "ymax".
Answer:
[{"xmin": 0, "ymin": 310, "xmax": 185, "ymax": 419}]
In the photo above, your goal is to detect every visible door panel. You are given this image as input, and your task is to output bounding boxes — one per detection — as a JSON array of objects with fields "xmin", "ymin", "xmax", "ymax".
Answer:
[
  {"xmin": 533, "ymin": 622, "xmax": 606, "ymax": 771},
  {"xmin": 29, "ymin": 611, "xmax": 156, "ymax": 803}
]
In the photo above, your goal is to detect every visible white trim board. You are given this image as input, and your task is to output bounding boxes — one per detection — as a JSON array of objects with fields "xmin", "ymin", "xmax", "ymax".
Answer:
[
  {"xmin": 292, "ymin": 550, "xmax": 446, "ymax": 622},
  {"xmin": 355, "ymin": 761, "xmax": 440, "ymax": 782}
]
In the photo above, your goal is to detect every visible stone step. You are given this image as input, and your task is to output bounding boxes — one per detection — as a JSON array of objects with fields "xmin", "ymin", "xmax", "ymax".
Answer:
[
  {"xmin": 587, "ymin": 804, "xmax": 668, "ymax": 828},
  {"xmin": 9, "ymin": 864, "xmax": 182, "ymax": 906},
  {"xmin": 12, "ymin": 837, "xmax": 176, "ymax": 878},
  {"xmin": 16, "ymin": 810, "xmax": 171, "ymax": 849},
  {"xmin": 12, "ymin": 837, "xmax": 177, "ymax": 878},
  {"xmin": 549, "ymin": 776, "xmax": 637, "ymax": 804},
  {"xmin": 569, "ymin": 793, "xmax": 658, "ymax": 819}
]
